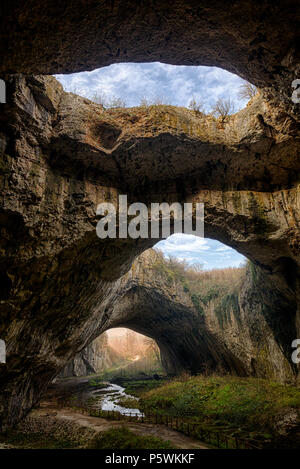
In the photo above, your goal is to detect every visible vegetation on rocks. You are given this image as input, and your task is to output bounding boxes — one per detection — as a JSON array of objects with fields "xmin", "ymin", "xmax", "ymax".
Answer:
[
  {"xmin": 139, "ymin": 374, "xmax": 300, "ymax": 446},
  {"xmin": 88, "ymin": 427, "xmax": 173, "ymax": 449},
  {"xmin": 152, "ymin": 251, "xmax": 244, "ymax": 327}
]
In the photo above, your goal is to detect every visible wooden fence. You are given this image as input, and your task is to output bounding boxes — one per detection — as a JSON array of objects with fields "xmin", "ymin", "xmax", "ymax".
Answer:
[{"xmin": 55, "ymin": 397, "xmax": 262, "ymax": 449}]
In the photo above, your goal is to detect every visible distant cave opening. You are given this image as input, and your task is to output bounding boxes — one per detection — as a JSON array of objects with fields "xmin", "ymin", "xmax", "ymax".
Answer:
[
  {"xmin": 59, "ymin": 327, "xmax": 163, "ymax": 380},
  {"xmin": 105, "ymin": 328, "xmax": 163, "ymax": 378}
]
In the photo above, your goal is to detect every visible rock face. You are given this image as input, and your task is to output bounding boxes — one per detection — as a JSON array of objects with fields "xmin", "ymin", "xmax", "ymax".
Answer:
[
  {"xmin": 65, "ymin": 249, "xmax": 295, "ymax": 382},
  {"xmin": 58, "ymin": 334, "xmax": 116, "ymax": 378},
  {"xmin": 0, "ymin": 74, "xmax": 299, "ymax": 430},
  {"xmin": 0, "ymin": 3, "xmax": 299, "ymax": 429},
  {"xmin": 1, "ymin": 1, "xmax": 299, "ymax": 111}
]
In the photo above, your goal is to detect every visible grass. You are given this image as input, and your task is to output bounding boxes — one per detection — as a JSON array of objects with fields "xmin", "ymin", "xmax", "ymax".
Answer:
[
  {"xmin": 0, "ymin": 431, "xmax": 78, "ymax": 449},
  {"xmin": 89, "ymin": 377, "xmax": 107, "ymax": 388},
  {"xmin": 115, "ymin": 396, "xmax": 139, "ymax": 409},
  {"xmin": 139, "ymin": 375, "xmax": 300, "ymax": 445},
  {"xmin": 88, "ymin": 427, "xmax": 174, "ymax": 449},
  {"xmin": 0, "ymin": 427, "xmax": 174, "ymax": 450},
  {"xmin": 117, "ymin": 377, "xmax": 167, "ymax": 397}
]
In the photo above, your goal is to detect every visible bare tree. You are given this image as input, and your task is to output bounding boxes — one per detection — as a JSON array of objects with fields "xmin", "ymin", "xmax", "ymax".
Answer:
[
  {"xmin": 238, "ymin": 82, "xmax": 257, "ymax": 101},
  {"xmin": 212, "ymin": 98, "xmax": 235, "ymax": 121},
  {"xmin": 91, "ymin": 92, "xmax": 107, "ymax": 106},
  {"xmin": 152, "ymin": 95, "xmax": 170, "ymax": 105},
  {"xmin": 139, "ymin": 96, "xmax": 151, "ymax": 107},
  {"xmin": 107, "ymin": 96, "xmax": 126, "ymax": 108},
  {"xmin": 188, "ymin": 96, "xmax": 204, "ymax": 114},
  {"xmin": 91, "ymin": 93, "xmax": 126, "ymax": 108}
]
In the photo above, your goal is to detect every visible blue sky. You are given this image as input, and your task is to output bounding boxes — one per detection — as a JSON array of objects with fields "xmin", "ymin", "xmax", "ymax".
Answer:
[
  {"xmin": 55, "ymin": 62, "xmax": 249, "ymax": 112},
  {"xmin": 155, "ymin": 234, "xmax": 245, "ymax": 270},
  {"xmin": 55, "ymin": 63, "xmax": 247, "ymax": 269}
]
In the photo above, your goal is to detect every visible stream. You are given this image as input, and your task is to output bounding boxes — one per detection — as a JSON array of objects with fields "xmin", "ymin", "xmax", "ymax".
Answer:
[{"xmin": 89, "ymin": 382, "xmax": 144, "ymax": 417}]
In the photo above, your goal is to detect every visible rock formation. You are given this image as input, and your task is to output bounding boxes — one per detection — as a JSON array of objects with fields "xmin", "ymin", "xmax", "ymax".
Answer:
[
  {"xmin": 64, "ymin": 249, "xmax": 296, "ymax": 382},
  {"xmin": 1, "ymin": 1, "xmax": 299, "ymax": 111},
  {"xmin": 0, "ymin": 1, "xmax": 299, "ymax": 429},
  {"xmin": 58, "ymin": 333, "xmax": 117, "ymax": 377}
]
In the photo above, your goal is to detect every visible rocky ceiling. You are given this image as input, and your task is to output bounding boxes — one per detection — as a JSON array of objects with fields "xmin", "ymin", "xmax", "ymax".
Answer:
[{"xmin": 0, "ymin": 0, "xmax": 299, "ymax": 429}]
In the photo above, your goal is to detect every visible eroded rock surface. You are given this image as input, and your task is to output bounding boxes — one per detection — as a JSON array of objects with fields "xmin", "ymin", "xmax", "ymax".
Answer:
[
  {"xmin": 1, "ymin": 1, "xmax": 299, "ymax": 112},
  {"xmin": 58, "ymin": 334, "xmax": 117, "ymax": 378},
  {"xmin": 65, "ymin": 249, "xmax": 297, "ymax": 382},
  {"xmin": 0, "ymin": 74, "xmax": 299, "ymax": 429}
]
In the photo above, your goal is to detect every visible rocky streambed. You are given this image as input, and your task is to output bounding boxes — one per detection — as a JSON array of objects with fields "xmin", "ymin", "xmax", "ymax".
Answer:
[{"xmin": 89, "ymin": 382, "xmax": 143, "ymax": 417}]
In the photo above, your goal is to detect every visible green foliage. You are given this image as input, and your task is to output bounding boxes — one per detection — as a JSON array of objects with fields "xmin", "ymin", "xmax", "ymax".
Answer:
[
  {"xmin": 0, "ymin": 431, "xmax": 77, "ymax": 449},
  {"xmin": 115, "ymin": 396, "xmax": 139, "ymax": 409},
  {"xmin": 248, "ymin": 192, "xmax": 268, "ymax": 235},
  {"xmin": 88, "ymin": 427, "xmax": 173, "ymax": 449},
  {"xmin": 122, "ymin": 378, "xmax": 167, "ymax": 397},
  {"xmin": 191, "ymin": 293, "xmax": 204, "ymax": 316},
  {"xmin": 200, "ymin": 286, "xmax": 220, "ymax": 305},
  {"xmin": 139, "ymin": 375, "xmax": 300, "ymax": 442},
  {"xmin": 247, "ymin": 259, "xmax": 258, "ymax": 284},
  {"xmin": 152, "ymin": 251, "xmax": 244, "ymax": 323},
  {"xmin": 89, "ymin": 377, "xmax": 107, "ymax": 388},
  {"xmin": 214, "ymin": 292, "xmax": 240, "ymax": 328}
]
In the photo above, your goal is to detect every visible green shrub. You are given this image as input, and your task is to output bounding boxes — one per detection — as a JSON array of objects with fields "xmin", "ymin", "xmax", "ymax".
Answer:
[
  {"xmin": 89, "ymin": 427, "xmax": 174, "ymax": 449},
  {"xmin": 139, "ymin": 375, "xmax": 300, "ymax": 440}
]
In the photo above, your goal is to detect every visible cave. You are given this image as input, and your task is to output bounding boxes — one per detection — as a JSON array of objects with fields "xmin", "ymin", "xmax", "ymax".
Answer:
[{"xmin": 0, "ymin": 1, "xmax": 299, "ymax": 431}]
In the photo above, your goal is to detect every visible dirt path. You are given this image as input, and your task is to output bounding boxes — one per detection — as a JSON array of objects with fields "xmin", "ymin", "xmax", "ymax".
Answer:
[
  {"xmin": 32, "ymin": 406, "xmax": 211, "ymax": 449},
  {"xmin": 41, "ymin": 376, "xmax": 211, "ymax": 449}
]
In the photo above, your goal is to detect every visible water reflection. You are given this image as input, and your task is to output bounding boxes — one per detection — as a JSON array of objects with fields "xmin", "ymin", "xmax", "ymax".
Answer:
[{"xmin": 90, "ymin": 382, "xmax": 143, "ymax": 417}]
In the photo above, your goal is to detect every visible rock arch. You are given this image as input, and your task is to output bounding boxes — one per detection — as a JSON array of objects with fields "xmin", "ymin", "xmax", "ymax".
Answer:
[{"xmin": 0, "ymin": 2, "xmax": 299, "ymax": 428}]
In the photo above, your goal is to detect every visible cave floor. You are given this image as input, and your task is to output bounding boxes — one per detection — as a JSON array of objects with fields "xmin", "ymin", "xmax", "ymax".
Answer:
[
  {"xmin": 32, "ymin": 405, "xmax": 211, "ymax": 449},
  {"xmin": 0, "ymin": 377, "xmax": 211, "ymax": 449}
]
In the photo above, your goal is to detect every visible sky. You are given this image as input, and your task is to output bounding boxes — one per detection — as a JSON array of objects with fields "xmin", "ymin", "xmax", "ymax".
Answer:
[
  {"xmin": 155, "ymin": 234, "xmax": 245, "ymax": 270},
  {"xmin": 55, "ymin": 62, "xmax": 249, "ymax": 112},
  {"xmin": 55, "ymin": 63, "xmax": 247, "ymax": 269}
]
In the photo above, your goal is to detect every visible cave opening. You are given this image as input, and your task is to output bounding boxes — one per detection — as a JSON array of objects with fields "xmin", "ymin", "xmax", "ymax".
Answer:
[
  {"xmin": 0, "ymin": 2, "xmax": 299, "ymax": 441},
  {"xmin": 55, "ymin": 62, "xmax": 255, "ymax": 114},
  {"xmin": 104, "ymin": 327, "xmax": 162, "ymax": 377},
  {"xmin": 155, "ymin": 233, "xmax": 246, "ymax": 271}
]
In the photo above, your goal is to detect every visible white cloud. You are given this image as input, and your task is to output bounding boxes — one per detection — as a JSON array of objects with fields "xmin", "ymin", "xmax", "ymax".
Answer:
[
  {"xmin": 155, "ymin": 234, "xmax": 246, "ymax": 270},
  {"xmin": 215, "ymin": 245, "xmax": 233, "ymax": 252},
  {"xmin": 55, "ymin": 62, "xmax": 248, "ymax": 111},
  {"xmin": 156, "ymin": 233, "xmax": 210, "ymax": 253}
]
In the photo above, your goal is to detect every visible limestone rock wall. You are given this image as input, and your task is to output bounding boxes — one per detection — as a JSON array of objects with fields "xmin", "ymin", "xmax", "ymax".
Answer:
[
  {"xmin": 58, "ymin": 335, "xmax": 116, "ymax": 377},
  {"xmin": 0, "ymin": 75, "xmax": 299, "ymax": 429}
]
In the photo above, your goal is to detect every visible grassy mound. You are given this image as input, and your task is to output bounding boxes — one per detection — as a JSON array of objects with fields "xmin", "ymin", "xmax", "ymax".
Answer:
[
  {"xmin": 88, "ymin": 426, "xmax": 173, "ymax": 449},
  {"xmin": 139, "ymin": 375, "xmax": 300, "ymax": 444}
]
